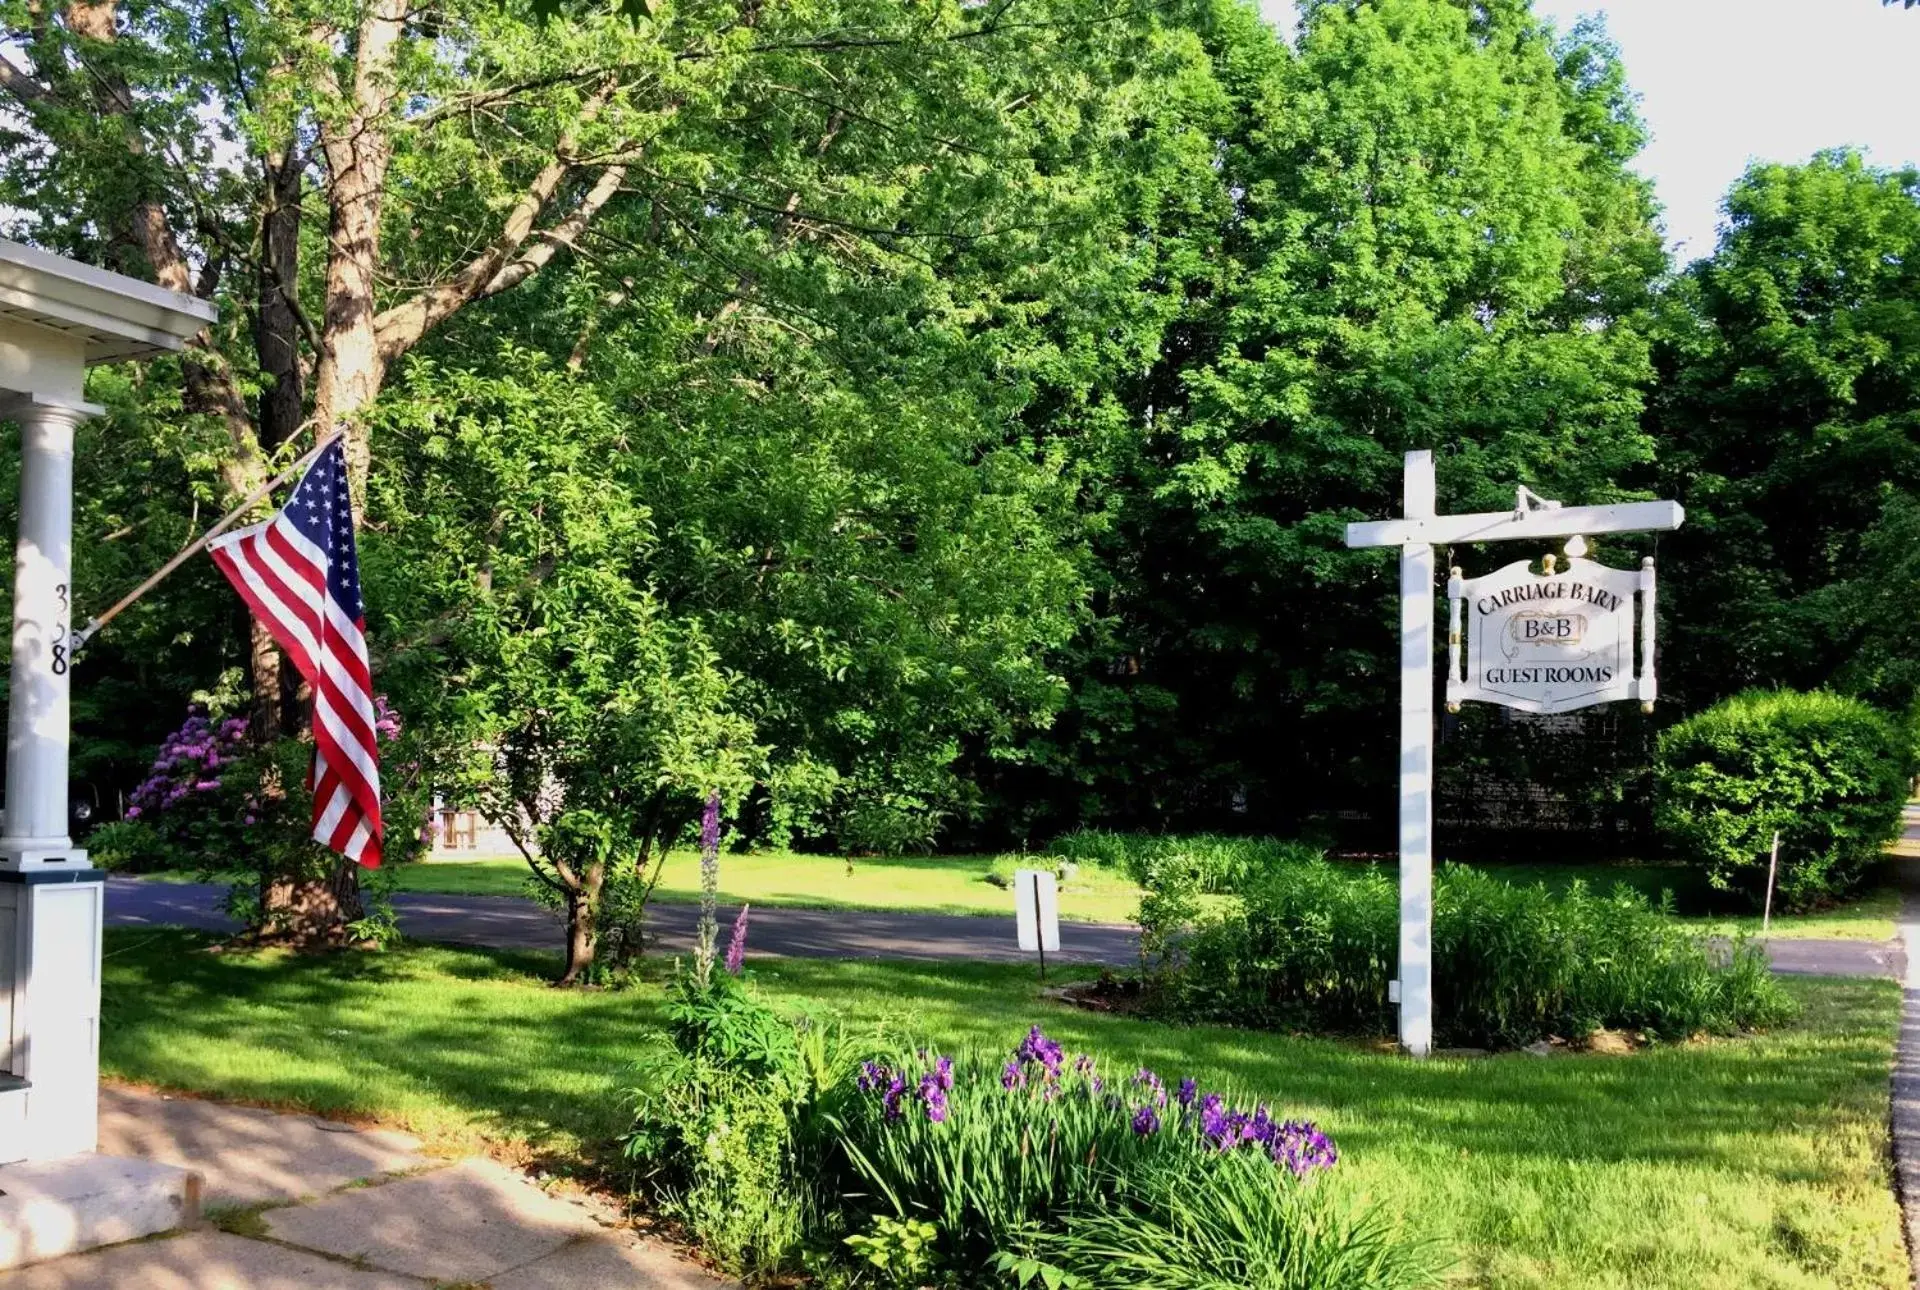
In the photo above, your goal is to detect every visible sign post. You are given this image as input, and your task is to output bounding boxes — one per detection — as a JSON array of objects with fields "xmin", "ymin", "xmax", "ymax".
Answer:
[
  {"xmin": 1346, "ymin": 451, "xmax": 1683, "ymax": 1055},
  {"xmin": 1015, "ymin": 868, "xmax": 1060, "ymax": 982}
]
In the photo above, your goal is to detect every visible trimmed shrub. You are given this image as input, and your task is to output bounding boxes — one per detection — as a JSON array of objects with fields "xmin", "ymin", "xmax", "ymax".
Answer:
[
  {"xmin": 1655, "ymin": 689, "xmax": 1915, "ymax": 911},
  {"xmin": 1146, "ymin": 860, "xmax": 1796, "ymax": 1048},
  {"xmin": 1048, "ymin": 830, "xmax": 1322, "ymax": 894}
]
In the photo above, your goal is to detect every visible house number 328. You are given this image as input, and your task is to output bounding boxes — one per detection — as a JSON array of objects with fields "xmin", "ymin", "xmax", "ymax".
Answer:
[{"xmin": 50, "ymin": 582, "xmax": 67, "ymax": 675}]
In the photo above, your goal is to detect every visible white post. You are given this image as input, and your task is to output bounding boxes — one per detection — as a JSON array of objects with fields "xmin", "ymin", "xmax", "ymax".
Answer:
[
  {"xmin": 1398, "ymin": 452, "xmax": 1435, "ymax": 1057},
  {"xmin": 0, "ymin": 396, "xmax": 101, "ymax": 1165},
  {"xmin": 0, "ymin": 396, "xmax": 91, "ymax": 865},
  {"xmin": 1637, "ymin": 557, "xmax": 1657, "ymax": 713}
]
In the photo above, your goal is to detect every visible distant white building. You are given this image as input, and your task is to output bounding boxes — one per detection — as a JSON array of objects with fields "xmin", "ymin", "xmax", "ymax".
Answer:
[{"xmin": 425, "ymin": 795, "xmax": 524, "ymax": 858}]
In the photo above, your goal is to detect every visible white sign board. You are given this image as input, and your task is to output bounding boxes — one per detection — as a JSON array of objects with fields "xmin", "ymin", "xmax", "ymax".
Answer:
[
  {"xmin": 1014, "ymin": 868, "xmax": 1060, "ymax": 954},
  {"xmin": 1447, "ymin": 556, "xmax": 1655, "ymax": 715}
]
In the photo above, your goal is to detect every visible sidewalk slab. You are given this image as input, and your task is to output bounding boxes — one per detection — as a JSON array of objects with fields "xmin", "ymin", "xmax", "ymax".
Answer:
[
  {"xmin": 0, "ymin": 1153, "xmax": 200, "ymax": 1270},
  {"xmin": 0, "ymin": 1230, "xmax": 426, "ymax": 1290},
  {"xmin": 264, "ymin": 1157, "xmax": 600, "ymax": 1283},
  {"xmin": 99, "ymin": 1085, "xmax": 428, "ymax": 1206},
  {"xmin": 493, "ymin": 1234, "xmax": 738, "ymax": 1289}
]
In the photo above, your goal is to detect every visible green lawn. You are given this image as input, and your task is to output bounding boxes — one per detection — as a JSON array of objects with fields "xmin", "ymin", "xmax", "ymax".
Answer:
[
  {"xmin": 398, "ymin": 849, "xmax": 1149, "ymax": 924},
  {"xmin": 100, "ymin": 929, "xmax": 1905, "ymax": 1289}
]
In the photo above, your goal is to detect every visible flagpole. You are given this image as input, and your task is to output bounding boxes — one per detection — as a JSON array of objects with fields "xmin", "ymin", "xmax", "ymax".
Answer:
[{"xmin": 71, "ymin": 429, "xmax": 345, "ymax": 651}]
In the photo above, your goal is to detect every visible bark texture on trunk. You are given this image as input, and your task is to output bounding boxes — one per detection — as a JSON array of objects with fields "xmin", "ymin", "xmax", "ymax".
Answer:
[
  {"xmin": 557, "ymin": 865, "xmax": 605, "ymax": 986},
  {"xmin": 257, "ymin": 145, "xmax": 307, "ymax": 450},
  {"xmin": 256, "ymin": 864, "xmax": 368, "ymax": 947},
  {"xmin": 314, "ymin": 0, "xmax": 409, "ymax": 490}
]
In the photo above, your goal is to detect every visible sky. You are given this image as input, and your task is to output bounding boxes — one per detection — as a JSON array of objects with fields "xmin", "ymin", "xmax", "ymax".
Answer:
[{"xmin": 1258, "ymin": 0, "xmax": 1920, "ymax": 262}]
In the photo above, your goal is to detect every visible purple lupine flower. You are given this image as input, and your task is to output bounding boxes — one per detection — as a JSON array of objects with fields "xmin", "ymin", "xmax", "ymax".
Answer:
[
  {"xmin": 1132, "ymin": 1105, "xmax": 1160, "ymax": 1136},
  {"xmin": 693, "ymin": 790, "xmax": 723, "ymax": 985},
  {"xmin": 724, "ymin": 903, "xmax": 750, "ymax": 975},
  {"xmin": 701, "ymin": 792, "xmax": 721, "ymax": 856},
  {"xmin": 1176, "ymin": 1078, "xmax": 1197, "ymax": 1108}
]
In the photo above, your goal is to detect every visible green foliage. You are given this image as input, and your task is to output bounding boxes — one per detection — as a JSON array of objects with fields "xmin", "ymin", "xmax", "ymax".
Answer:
[
  {"xmin": 1021, "ymin": 1153, "xmax": 1440, "ymax": 1290},
  {"xmin": 622, "ymin": 968, "xmax": 859, "ymax": 1277},
  {"xmin": 85, "ymin": 819, "xmax": 182, "ymax": 872},
  {"xmin": 829, "ymin": 1036, "xmax": 1435, "ymax": 1290},
  {"xmin": 1048, "ymin": 830, "xmax": 1322, "ymax": 893},
  {"xmin": 844, "ymin": 1215, "xmax": 940, "ymax": 1286},
  {"xmin": 1654, "ymin": 689, "xmax": 1915, "ymax": 910},
  {"xmin": 1145, "ymin": 860, "xmax": 1797, "ymax": 1047},
  {"xmin": 1018, "ymin": 0, "xmax": 1666, "ymax": 836},
  {"xmin": 1651, "ymin": 151, "xmax": 1920, "ymax": 716},
  {"xmin": 627, "ymin": 970, "xmax": 1433, "ymax": 1286}
]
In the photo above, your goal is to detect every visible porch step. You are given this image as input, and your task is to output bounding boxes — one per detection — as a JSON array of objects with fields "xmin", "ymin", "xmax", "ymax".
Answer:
[{"xmin": 0, "ymin": 1153, "xmax": 201, "ymax": 1269}]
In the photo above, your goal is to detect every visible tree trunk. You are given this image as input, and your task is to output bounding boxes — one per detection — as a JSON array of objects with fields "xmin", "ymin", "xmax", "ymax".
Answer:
[
  {"xmin": 256, "ymin": 145, "xmax": 306, "ymax": 452},
  {"xmin": 256, "ymin": 861, "xmax": 367, "ymax": 947},
  {"xmin": 555, "ymin": 863, "xmax": 605, "ymax": 986},
  {"xmin": 313, "ymin": 0, "xmax": 408, "ymax": 494}
]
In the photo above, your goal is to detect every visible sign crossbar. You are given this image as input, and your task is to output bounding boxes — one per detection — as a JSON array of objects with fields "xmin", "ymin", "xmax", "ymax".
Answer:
[{"xmin": 1347, "ymin": 499, "xmax": 1682, "ymax": 550}]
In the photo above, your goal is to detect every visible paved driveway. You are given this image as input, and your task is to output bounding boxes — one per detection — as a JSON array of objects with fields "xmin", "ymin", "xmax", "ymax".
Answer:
[
  {"xmin": 106, "ymin": 876, "xmax": 1141, "ymax": 966},
  {"xmin": 106, "ymin": 874, "xmax": 1899, "ymax": 976}
]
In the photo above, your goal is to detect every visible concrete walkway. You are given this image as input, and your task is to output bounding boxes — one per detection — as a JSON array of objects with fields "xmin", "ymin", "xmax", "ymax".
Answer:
[
  {"xmin": 0, "ymin": 1087, "xmax": 730, "ymax": 1289},
  {"xmin": 107, "ymin": 874, "xmax": 1901, "ymax": 976}
]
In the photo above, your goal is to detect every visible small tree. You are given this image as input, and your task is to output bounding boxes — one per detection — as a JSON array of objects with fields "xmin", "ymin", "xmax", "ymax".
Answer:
[
  {"xmin": 479, "ymin": 606, "xmax": 757, "ymax": 985},
  {"xmin": 372, "ymin": 355, "xmax": 759, "ymax": 983}
]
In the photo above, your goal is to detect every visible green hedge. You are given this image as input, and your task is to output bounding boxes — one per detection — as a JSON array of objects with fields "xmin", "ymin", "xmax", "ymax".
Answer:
[
  {"xmin": 1142, "ymin": 861, "xmax": 1795, "ymax": 1048},
  {"xmin": 1047, "ymin": 829, "xmax": 1321, "ymax": 893},
  {"xmin": 1654, "ymin": 689, "xmax": 1914, "ymax": 911}
]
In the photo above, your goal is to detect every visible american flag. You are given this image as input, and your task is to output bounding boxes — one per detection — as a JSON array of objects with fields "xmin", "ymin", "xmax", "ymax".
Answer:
[{"xmin": 208, "ymin": 438, "xmax": 383, "ymax": 867}]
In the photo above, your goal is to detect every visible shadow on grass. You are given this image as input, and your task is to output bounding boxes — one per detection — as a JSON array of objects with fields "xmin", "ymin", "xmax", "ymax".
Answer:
[{"xmin": 102, "ymin": 930, "xmax": 1898, "ymax": 1198}]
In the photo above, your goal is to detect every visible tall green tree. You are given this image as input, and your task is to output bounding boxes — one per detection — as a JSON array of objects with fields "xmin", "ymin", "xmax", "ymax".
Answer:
[
  {"xmin": 1019, "ymin": 0, "xmax": 1666, "ymax": 835},
  {"xmin": 0, "ymin": 0, "xmax": 1218, "ymax": 920},
  {"xmin": 1650, "ymin": 150, "xmax": 1920, "ymax": 717}
]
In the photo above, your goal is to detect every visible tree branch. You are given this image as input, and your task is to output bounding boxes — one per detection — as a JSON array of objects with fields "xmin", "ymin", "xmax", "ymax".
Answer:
[
  {"xmin": 479, "ymin": 162, "xmax": 627, "ymax": 299},
  {"xmin": 373, "ymin": 81, "xmax": 620, "ymax": 361}
]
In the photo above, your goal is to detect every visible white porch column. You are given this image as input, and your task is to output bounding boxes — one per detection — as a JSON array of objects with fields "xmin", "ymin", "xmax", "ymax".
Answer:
[
  {"xmin": 0, "ymin": 396, "xmax": 94, "ymax": 867},
  {"xmin": 1397, "ymin": 452, "xmax": 1435, "ymax": 1057},
  {"xmin": 0, "ymin": 237, "xmax": 213, "ymax": 1262}
]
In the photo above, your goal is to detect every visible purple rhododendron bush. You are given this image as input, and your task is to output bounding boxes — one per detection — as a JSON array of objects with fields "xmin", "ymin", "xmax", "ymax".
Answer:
[{"xmin": 624, "ymin": 954, "xmax": 1441, "ymax": 1289}]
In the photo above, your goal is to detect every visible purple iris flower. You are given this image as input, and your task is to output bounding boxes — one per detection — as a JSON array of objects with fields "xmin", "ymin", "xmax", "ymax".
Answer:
[{"xmin": 1132, "ymin": 1105, "xmax": 1160, "ymax": 1136}]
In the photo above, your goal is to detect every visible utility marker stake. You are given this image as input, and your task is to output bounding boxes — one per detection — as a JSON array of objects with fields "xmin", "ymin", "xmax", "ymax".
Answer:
[{"xmin": 1763, "ymin": 829, "xmax": 1781, "ymax": 939}]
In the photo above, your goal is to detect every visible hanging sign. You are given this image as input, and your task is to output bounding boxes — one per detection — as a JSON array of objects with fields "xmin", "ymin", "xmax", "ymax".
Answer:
[{"xmin": 1446, "ymin": 556, "xmax": 1656, "ymax": 715}]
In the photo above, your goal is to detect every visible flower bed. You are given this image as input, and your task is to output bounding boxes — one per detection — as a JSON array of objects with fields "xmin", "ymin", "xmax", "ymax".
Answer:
[{"xmin": 626, "ymin": 958, "xmax": 1440, "ymax": 1288}]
